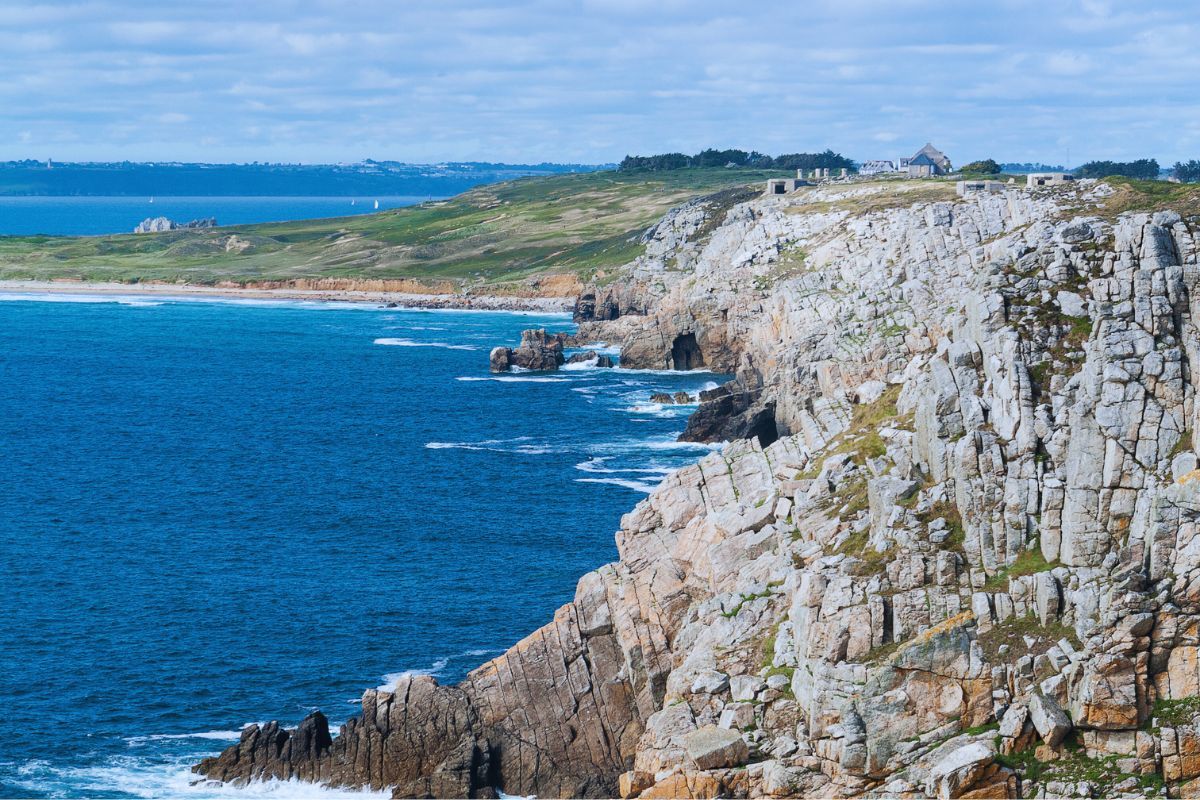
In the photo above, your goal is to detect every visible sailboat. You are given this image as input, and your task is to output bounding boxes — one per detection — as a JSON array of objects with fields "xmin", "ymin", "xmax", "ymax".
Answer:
[
  {"xmin": 373, "ymin": 199, "xmax": 380, "ymax": 210},
  {"xmin": 149, "ymin": 197, "xmax": 154, "ymax": 204}
]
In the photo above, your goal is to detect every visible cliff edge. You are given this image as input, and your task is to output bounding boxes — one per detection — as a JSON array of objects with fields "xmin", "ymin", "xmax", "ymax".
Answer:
[{"xmin": 196, "ymin": 178, "xmax": 1200, "ymax": 799}]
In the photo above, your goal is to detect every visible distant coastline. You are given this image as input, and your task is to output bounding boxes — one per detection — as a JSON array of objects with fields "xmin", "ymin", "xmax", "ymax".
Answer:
[{"xmin": 0, "ymin": 279, "xmax": 574, "ymax": 312}]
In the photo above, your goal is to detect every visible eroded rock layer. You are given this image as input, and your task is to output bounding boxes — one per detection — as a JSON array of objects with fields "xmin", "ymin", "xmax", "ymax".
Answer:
[{"xmin": 197, "ymin": 180, "xmax": 1200, "ymax": 799}]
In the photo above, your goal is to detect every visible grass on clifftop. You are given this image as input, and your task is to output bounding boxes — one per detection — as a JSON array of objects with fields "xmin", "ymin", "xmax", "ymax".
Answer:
[
  {"xmin": 0, "ymin": 168, "xmax": 776, "ymax": 291},
  {"xmin": 1096, "ymin": 177, "xmax": 1200, "ymax": 219}
]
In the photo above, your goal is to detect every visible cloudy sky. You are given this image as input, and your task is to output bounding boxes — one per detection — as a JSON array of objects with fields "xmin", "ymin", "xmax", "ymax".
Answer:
[{"xmin": 1, "ymin": 0, "xmax": 1196, "ymax": 166}]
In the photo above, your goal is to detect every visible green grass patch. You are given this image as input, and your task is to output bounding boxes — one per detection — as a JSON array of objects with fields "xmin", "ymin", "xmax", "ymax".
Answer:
[
  {"xmin": 975, "ymin": 612, "xmax": 1079, "ymax": 663},
  {"xmin": 983, "ymin": 548, "xmax": 1053, "ymax": 590},
  {"xmin": 0, "ymin": 168, "xmax": 774, "ymax": 288},
  {"xmin": 1149, "ymin": 695, "xmax": 1200, "ymax": 728}
]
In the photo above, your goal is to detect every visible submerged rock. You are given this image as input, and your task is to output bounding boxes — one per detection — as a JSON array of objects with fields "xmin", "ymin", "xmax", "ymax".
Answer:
[
  {"xmin": 566, "ymin": 350, "xmax": 615, "ymax": 368},
  {"xmin": 649, "ymin": 391, "xmax": 695, "ymax": 405}
]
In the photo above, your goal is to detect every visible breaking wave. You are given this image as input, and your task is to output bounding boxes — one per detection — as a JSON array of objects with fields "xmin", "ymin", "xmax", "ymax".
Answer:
[{"xmin": 373, "ymin": 338, "xmax": 477, "ymax": 350}]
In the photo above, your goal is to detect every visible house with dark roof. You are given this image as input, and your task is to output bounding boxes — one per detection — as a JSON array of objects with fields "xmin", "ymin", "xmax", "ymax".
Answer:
[{"xmin": 907, "ymin": 143, "xmax": 951, "ymax": 177}]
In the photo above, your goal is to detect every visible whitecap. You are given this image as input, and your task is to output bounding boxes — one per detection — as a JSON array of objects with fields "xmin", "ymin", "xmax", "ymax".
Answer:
[
  {"xmin": 575, "ymin": 458, "xmax": 674, "ymax": 476},
  {"xmin": 575, "ymin": 477, "xmax": 659, "ymax": 493},
  {"xmin": 373, "ymin": 338, "xmax": 477, "ymax": 350},
  {"xmin": 621, "ymin": 403, "xmax": 685, "ymax": 417},
  {"xmin": 613, "ymin": 366, "xmax": 718, "ymax": 376},
  {"xmin": 455, "ymin": 376, "xmax": 569, "ymax": 383},
  {"xmin": 125, "ymin": 724, "xmax": 262, "ymax": 746},
  {"xmin": 460, "ymin": 648, "xmax": 503, "ymax": 658},
  {"xmin": 9, "ymin": 757, "xmax": 392, "ymax": 799},
  {"xmin": 561, "ymin": 358, "xmax": 600, "ymax": 370},
  {"xmin": 643, "ymin": 441, "xmax": 724, "ymax": 452},
  {"xmin": 425, "ymin": 440, "xmax": 556, "ymax": 455},
  {"xmin": 378, "ymin": 659, "xmax": 449, "ymax": 692},
  {"xmin": 577, "ymin": 342, "xmax": 620, "ymax": 356}
]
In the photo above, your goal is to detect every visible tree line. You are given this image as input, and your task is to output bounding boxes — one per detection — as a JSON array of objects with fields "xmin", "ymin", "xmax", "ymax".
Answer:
[{"xmin": 619, "ymin": 149, "xmax": 855, "ymax": 172}]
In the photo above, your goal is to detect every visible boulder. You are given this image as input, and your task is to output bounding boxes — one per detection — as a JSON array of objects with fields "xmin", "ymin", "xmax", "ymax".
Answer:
[
  {"xmin": 489, "ymin": 346, "xmax": 511, "ymax": 372},
  {"xmin": 1028, "ymin": 692, "xmax": 1072, "ymax": 747},
  {"xmin": 718, "ymin": 702, "xmax": 755, "ymax": 730},
  {"xmin": 683, "ymin": 725, "xmax": 750, "ymax": 770},
  {"xmin": 926, "ymin": 742, "xmax": 995, "ymax": 800}
]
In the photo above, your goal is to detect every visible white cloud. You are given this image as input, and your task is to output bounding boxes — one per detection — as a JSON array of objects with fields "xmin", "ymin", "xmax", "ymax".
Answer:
[{"xmin": 0, "ymin": 0, "xmax": 1196, "ymax": 164}]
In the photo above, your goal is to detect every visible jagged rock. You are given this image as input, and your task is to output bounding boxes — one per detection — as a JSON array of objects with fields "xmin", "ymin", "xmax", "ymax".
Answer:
[
  {"xmin": 195, "ymin": 183, "xmax": 1200, "ymax": 798},
  {"xmin": 649, "ymin": 391, "xmax": 696, "ymax": 405},
  {"xmin": 488, "ymin": 346, "xmax": 510, "ymax": 372},
  {"xmin": 1028, "ymin": 692, "xmax": 1072, "ymax": 747},
  {"xmin": 683, "ymin": 725, "xmax": 750, "ymax": 770},
  {"xmin": 488, "ymin": 328, "xmax": 566, "ymax": 372},
  {"xmin": 680, "ymin": 383, "xmax": 777, "ymax": 446}
]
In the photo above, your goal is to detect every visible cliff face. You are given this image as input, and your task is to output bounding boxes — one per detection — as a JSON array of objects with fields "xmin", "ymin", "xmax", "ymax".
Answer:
[{"xmin": 196, "ymin": 180, "xmax": 1200, "ymax": 799}]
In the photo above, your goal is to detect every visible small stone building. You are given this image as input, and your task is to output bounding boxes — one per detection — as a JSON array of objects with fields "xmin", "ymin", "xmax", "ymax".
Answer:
[
  {"xmin": 956, "ymin": 180, "xmax": 1004, "ymax": 196},
  {"xmin": 1026, "ymin": 172, "xmax": 1075, "ymax": 188},
  {"xmin": 764, "ymin": 178, "xmax": 804, "ymax": 196}
]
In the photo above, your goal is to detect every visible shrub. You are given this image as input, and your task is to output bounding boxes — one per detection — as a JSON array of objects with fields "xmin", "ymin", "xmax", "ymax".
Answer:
[{"xmin": 961, "ymin": 159, "xmax": 1001, "ymax": 174}]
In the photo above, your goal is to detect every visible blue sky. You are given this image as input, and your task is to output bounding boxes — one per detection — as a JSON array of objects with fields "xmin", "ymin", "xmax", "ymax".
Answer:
[{"xmin": 1, "ymin": 0, "xmax": 1196, "ymax": 165}]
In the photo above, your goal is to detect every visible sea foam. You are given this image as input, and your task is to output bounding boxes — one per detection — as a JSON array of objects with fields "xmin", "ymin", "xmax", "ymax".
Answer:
[{"xmin": 373, "ymin": 337, "xmax": 477, "ymax": 350}]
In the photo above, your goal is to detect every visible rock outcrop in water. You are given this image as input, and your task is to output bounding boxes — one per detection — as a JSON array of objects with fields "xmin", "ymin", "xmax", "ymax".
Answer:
[
  {"xmin": 488, "ymin": 328, "xmax": 565, "ymax": 372},
  {"xmin": 197, "ymin": 179, "xmax": 1200, "ymax": 798}
]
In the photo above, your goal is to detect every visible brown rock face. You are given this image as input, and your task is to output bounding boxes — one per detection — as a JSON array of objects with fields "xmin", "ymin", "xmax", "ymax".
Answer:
[{"xmin": 192, "ymin": 533, "xmax": 695, "ymax": 798}]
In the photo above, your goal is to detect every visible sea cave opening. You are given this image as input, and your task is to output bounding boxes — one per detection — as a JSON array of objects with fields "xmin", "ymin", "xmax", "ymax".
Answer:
[{"xmin": 671, "ymin": 333, "xmax": 704, "ymax": 371}]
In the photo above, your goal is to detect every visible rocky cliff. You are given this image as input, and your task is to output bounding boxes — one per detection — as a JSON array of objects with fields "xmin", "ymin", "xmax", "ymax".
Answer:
[{"xmin": 195, "ymin": 178, "xmax": 1200, "ymax": 799}]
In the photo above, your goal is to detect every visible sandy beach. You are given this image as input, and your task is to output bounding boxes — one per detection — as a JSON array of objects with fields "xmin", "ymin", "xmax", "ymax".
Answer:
[{"xmin": 0, "ymin": 280, "xmax": 574, "ymax": 312}]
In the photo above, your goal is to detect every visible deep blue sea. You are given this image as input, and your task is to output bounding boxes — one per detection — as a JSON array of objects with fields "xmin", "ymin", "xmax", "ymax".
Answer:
[
  {"xmin": 0, "ymin": 294, "xmax": 722, "ymax": 798},
  {"xmin": 0, "ymin": 197, "xmax": 435, "ymax": 237}
]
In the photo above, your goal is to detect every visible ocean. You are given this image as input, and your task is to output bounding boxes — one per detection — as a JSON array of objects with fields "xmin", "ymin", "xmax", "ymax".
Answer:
[
  {"xmin": 0, "ymin": 294, "xmax": 722, "ymax": 798},
  {"xmin": 0, "ymin": 197, "xmax": 436, "ymax": 237}
]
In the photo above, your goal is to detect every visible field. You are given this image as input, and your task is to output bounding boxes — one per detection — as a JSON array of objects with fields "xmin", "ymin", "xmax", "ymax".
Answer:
[{"xmin": 0, "ymin": 168, "xmax": 775, "ymax": 291}]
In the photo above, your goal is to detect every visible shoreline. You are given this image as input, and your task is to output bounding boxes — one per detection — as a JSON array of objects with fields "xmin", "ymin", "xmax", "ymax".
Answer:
[{"xmin": 0, "ymin": 280, "xmax": 574, "ymax": 312}]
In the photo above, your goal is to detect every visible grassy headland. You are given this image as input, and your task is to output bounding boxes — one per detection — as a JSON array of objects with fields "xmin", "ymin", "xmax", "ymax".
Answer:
[{"xmin": 0, "ymin": 167, "xmax": 775, "ymax": 294}]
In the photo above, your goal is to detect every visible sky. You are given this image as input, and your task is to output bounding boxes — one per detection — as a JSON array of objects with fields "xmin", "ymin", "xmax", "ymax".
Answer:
[{"xmin": 1, "ymin": 0, "xmax": 1197, "ymax": 166}]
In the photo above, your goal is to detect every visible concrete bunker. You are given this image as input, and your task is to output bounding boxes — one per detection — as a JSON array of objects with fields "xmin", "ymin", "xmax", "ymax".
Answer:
[{"xmin": 671, "ymin": 333, "xmax": 704, "ymax": 371}]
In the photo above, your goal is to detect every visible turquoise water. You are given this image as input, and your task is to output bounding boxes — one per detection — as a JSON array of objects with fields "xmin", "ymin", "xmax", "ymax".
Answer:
[
  {"xmin": 0, "ymin": 295, "xmax": 722, "ymax": 798},
  {"xmin": 0, "ymin": 196, "xmax": 436, "ymax": 236}
]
